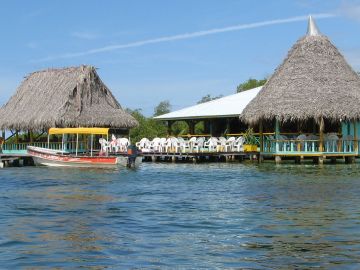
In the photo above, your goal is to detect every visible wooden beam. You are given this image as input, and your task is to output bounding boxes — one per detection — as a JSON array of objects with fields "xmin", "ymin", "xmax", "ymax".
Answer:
[
  {"xmin": 226, "ymin": 119, "xmax": 230, "ymax": 134},
  {"xmin": 29, "ymin": 131, "xmax": 33, "ymax": 143},
  {"xmin": 275, "ymin": 119, "xmax": 280, "ymax": 152},
  {"xmin": 167, "ymin": 121, "xmax": 173, "ymax": 136},
  {"xmin": 354, "ymin": 121, "xmax": 358, "ymax": 153},
  {"xmin": 209, "ymin": 120, "xmax": 213, "ymax": 136},
  {"xmin": 259, "ymin": 120, "xmax": 264, "ymax": 152},
  {"xmin": 319, "ymin": 117, "xmax": 324, "ymax": 152},
  {"xmin": 188, "ymin": 121, "xmax": 195, "ymax": 135}
]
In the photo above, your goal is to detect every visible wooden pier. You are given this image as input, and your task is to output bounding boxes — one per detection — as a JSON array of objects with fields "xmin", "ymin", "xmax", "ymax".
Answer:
[
  {"xmin": 141, "ymin": 151, "xmax": 259, "ymax": 163},
  {"xmin": 0, "ymin": 153, "xmax": 33, "ymax": 168}
]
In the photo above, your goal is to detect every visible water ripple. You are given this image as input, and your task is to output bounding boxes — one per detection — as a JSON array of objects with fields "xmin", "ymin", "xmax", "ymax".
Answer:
[{"xmin": 1, "ymin": 163, "xmax": 360, "ymax": 268}]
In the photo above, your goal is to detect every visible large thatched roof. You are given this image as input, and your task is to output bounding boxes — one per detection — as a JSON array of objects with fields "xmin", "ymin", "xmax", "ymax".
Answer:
[
  {"xmin": 241, "ymin": 16, "xmax": 360, "ymax": 124},
  {"xmin": 0, "ymin": 65, "xmax": 138, "ymax": 131}
]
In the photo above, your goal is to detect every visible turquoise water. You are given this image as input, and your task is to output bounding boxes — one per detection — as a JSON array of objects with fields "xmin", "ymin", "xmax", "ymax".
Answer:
[{"xmin": 1, "ymin": 163, "xmax": 360, "ymax": 269}]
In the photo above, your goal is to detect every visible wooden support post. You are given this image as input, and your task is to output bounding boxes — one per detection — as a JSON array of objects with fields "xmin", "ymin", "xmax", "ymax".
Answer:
[
  {"xmin": 345, "ymin": 156, "xmax": 355, "ymax": 164},
  {"xmin": 354, "ymin": 121, "xmax": 358, "ymax": 154},
  {"xmin": 188, "ymin": 121, "xmax": 195, "ymax": 135},
  {"xmin": 209, "ymin": 120, "xmax": 213, "ymax": 136},
  {"xmin": 75, "ymin": 133, "xmax": 79, "ymax": 156},
  {"xmin": 90, "ymin": 134, "xmax": 93, "ymax": 157},
  {"xmin": 29, "ymin": 131, "xmax": 33, "ymax": 143},
  {"xmin": 15, "ymin": 131, "xmax": 19, "ymax": 150},
  {"xmin": 167, "ymin": 121, "xmax": 173, "ymax": 136},
  {"xmin": 259, "ymin": 121, "xmax": 264, "ymax": 153},
  {"xmin": 314, "ymin": 156, "xmax": 324, "ymax": 164},
  {"xmin": 275, "ymin": 119, "xmax": 280, "ymax": 153},
  {"xmin": 319, "ymin": 117, "xmax": 324, "ymax": 152},
  {"xmin": 226, "ymin": 119, "xmax": 230, "ymax": 135}
]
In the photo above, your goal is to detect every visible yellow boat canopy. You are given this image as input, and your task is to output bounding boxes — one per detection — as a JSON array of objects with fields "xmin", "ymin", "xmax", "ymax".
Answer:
[{"xmin": 49, "ymin": 127, "xmax": 109, "ymax": 135}]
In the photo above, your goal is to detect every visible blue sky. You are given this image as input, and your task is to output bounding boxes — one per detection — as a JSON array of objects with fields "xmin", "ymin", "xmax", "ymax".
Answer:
[{"xmin": 0, "ymin": 0, "xmax": 360, "ymax": 116}]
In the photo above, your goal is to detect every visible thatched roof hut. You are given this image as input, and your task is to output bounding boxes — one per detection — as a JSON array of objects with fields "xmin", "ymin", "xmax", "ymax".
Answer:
[
  {"xmin": 241, "ymin": 16, "xmax": 360, "ymax": 125},
  {"xmin": 0, "ymin": 65, "xmax": 138, "ymax": 131}
]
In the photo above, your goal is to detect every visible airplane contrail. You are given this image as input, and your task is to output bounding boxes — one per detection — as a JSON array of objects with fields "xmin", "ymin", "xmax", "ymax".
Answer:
[{"xmin": 36, "ymin": 13, "xmax": 335, "ymax": 62}]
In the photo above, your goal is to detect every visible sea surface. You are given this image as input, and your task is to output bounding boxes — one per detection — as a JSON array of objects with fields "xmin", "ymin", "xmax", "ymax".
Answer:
[{"xmin": 1, "ymin": 162, "xmax": 360, "ymax": 269}]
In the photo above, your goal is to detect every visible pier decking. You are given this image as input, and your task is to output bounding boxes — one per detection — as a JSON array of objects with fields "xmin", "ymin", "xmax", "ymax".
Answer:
[{"xmin": 141, "ymin": 151, "xmax": 258, "ymax": 163}]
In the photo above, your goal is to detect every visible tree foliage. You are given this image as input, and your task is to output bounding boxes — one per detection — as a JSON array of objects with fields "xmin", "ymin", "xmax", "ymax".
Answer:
[
  {"xmin": 236, "ymin": 78, "xmax": 267, "ymax": 93},
  {"xmin": 153, "ymin": 100, "xmax": 171, "ymax": 116},
  {"xmin": 197, "ymin": 94, "xmax": 223, "ymax": 104},
  {"xmin": 126, "ymin": 108, "xmax": 167, "ymax": 143}
]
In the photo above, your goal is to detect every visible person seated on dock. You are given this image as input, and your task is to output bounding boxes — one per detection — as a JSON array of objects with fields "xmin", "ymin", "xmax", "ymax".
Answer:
[{"xmin": 0, "ymin": 137, "xmax": 3, "ymax": 153}]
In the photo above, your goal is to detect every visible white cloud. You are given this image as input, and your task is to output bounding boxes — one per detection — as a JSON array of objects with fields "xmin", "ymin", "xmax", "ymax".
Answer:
[
  {"xmin": 71, "ymin": 31, "xmax": 99, "ymax": 40},
  {"xmin": 337, "ymin": 0, "xmax": 360, "ymax": 22},
  {"xmin": 35, "ymin": 13, "xmax": 335, "ymax": 62}
]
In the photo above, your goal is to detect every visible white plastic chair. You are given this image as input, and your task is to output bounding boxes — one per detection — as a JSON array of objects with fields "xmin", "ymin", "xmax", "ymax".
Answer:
[
  {"xmin": 278, "ymin": 134, "xmax": 290, "ymax": 152},
  {"xmin": 233, "ymin": 136, "xmax": 245, "ymax": 152},
  {"xmin": 193, "ymin": 137, "xmax": 205, "ymax": 153},
  {"xmin": 324, "ymin": 133, "xmax": 339, "ymax": 152},
  {"xmin": 99, "ymin": 138, "xmax": 110, "ymax": 153},
  {"xmin": 306, "ymin": 134, "xmax": 319, "ymax": 152},
  {"xmin": 150, "ymin": 137, "xmax": 161, "ymax": 152},
  {"xmin": 296, "ymin": 134, "xmax": 307, "ymax": 151},
  {"xmin": 187, "ymin": 137, "xmax": 197, "ymax": 152},
  {"xmin": 136, "ymin": 138, "xmax": 150, "ymax": 151},
  {"xmin": 217, "ymin": 137, "xmax": 227, "ymax": 152},
  {"xmin": 177, "ymin": 137, "xmax": 187, "ymax": 153},
  {"xmin": 204, "ymin": 137, "xmax": 218, "ymax": 152},
  {"xmin": 170, "ymin": 137, "xmax": 181, "ymax": 152},
  {"xmin": 109, "ymin": 134, "xmax": 118, "ymax": 152},
  {"xmin": 225, "ymin": 137, "xmax": 236, "ymax": 152},
  {"xmin": 343, "ymin": 135, "xmax": 354, "ymax": 153},
  {"xmin": 117, "ymin": 138, "xmax": 129, "ymax": 152},
  {"xmin": 159, "ymin": 138, "xmax": 167, "ymax": 152},
  {"xmin": 165, "ymin": 137, "xmax": 178, "ymax": 152}
]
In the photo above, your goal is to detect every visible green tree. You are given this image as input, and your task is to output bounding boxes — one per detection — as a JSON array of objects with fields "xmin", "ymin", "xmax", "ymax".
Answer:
[
  {"xmin": 126, "ymin": 108, "xmax": 167, "ymax": 143},
  {"xmin": 153, "ymin": 100, "xmax": 171, "ymax": 116},
  {"xmin": 236, "ymin": 78, "xmax": 267, "ymax": 93},
  {"xmin": 197, "ymin": 94, "xmax": 223, "ymax": 104}
]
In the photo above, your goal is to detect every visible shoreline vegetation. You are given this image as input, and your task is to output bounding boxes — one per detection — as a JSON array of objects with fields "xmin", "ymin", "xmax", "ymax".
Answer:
[{"xmin": 127, "ymin": 78, "xmax": 267, "ymax": 143}]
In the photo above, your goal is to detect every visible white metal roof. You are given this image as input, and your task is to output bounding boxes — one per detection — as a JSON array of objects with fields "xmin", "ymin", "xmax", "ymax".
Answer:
[{"xmin": 154, "ymin": 86, "xmax": 262, "ymax": 120}]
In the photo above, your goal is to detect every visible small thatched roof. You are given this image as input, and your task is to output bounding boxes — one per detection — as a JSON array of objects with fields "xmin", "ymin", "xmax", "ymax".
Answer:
[
  {"xmin": 0, "ymin": 65, "xmax": 138, "ymax": 131},
  {"xmin": 241, "ymin": 16, "xmax": 360, "ymax": 125}
]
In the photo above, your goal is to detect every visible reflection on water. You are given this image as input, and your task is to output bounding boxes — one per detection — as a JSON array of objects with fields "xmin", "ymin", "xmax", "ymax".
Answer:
[{"xmin": 1, "ymin": 163, "xmax": 360, "ymax": 268}]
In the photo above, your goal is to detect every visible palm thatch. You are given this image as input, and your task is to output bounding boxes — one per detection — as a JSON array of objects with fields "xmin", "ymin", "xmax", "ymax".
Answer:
[
  {"xmin": 241, "ymin": 17, "xmax": 360, "ymax": 125},
  {"xmin": 0, "ymin": 65, "xmax": 138, "ymax": 131}
]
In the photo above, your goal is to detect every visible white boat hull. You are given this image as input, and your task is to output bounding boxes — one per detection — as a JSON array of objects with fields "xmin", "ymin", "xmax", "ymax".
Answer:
[{"xmin": 27, "ymin": 146, "xmax": 142, "ymax": 168}]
